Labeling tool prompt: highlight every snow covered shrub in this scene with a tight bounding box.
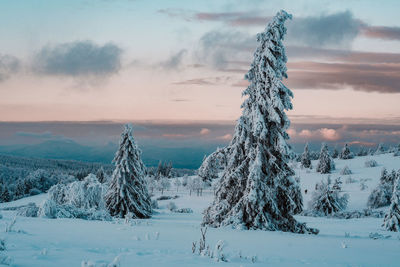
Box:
[364,159,378,168]
[383,176,400,231]
[340,166,352,175]
[16,203,39,217]
[174,208,193,213]
[213,240,227,262]
[316,143,335,174]
[39,174,110,220]
[202,11,317,235]
[339,143,354,159]
[105,124,152,219]
[167,202,177,211]
[367,168,397,209]
[38,199,57,219]
[360,181,368,191]
[48,174,106,210]
[308,177,349,215]
[300,143,312,169]
[374,143,385,155]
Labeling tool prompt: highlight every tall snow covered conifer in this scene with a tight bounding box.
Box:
[202,11,317,234]
[105,124,152,218]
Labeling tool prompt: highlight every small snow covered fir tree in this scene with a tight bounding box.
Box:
[339,143,353,159]
[309,176,348,215]
[300,143,312,169]
[332,145,339,159]
[383,176,400,231]
[316,143,335,174]
[375,143,385,155]
[368,168,397,208]
[104,124,152,218]
[202,11,317,234]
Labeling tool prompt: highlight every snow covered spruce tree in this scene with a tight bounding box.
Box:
[316,143,335,174]
[368,168,397,208]
[300,143,312,169]
[339,143,353,159]
[104,124,152,218]
[309,176,348,216]
[202,11,317,234]
[383,176,400,231]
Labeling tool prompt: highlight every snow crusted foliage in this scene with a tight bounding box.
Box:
[368,168,398,209]
[39,174,111,220]
[198,148,227,185]
[202,11,317,234]
[308,177,349,216]
[104,124,152,219]
[316,143,335,174]
[383,175,400,231]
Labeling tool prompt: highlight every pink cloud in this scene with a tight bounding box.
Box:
[200,128,211,135]
[217,134,232,141]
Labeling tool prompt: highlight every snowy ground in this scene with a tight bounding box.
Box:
[1,153,400,266]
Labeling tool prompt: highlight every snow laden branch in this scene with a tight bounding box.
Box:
[202,10,318,234]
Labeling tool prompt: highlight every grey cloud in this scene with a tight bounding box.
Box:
[287,11,361,48]
[195,31,254,68]
[0,54,20,82]
[33,41,122,77]
[161,49,187,70]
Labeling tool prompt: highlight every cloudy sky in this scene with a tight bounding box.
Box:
[0,0,400,162]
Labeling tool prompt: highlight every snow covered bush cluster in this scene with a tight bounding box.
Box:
[368,168,399,209]
[38,174,111,220]
[365,159,378,168]
[308,177,349,216]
